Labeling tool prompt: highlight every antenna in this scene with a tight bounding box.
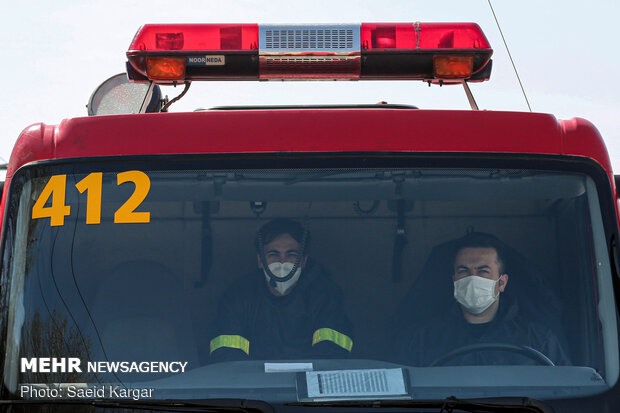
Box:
[488,0,533,112]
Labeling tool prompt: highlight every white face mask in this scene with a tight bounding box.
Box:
[263,262,302,295]
[453,275,500,315]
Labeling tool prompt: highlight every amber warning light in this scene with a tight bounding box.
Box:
[126,22,493,85]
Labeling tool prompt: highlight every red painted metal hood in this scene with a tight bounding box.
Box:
[6,109,610,178]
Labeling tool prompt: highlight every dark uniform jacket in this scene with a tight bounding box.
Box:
[399,295,571,366]
[209,260,353,362]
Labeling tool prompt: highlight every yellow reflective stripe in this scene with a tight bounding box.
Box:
[210,335,250,355]
[312,328,353,352]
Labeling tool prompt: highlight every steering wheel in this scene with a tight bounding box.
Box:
[429,342,555,366]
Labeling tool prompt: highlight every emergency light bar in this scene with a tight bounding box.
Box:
[126,23,492,85]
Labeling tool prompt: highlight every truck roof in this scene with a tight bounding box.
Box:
[8,108,609,178]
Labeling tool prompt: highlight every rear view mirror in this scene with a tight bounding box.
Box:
[87,73,162,116]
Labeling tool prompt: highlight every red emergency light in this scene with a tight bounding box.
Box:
[126,23,492,85]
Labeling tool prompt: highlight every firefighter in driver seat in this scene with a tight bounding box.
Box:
[398,233,571,366]
[208,218,353,362]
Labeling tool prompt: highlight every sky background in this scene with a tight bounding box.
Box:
[1,1,619,169]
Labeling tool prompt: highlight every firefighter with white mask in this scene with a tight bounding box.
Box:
[257,220,308,296]
[399,233,570,366]
[208,218,353,362]
[452,245,509,323]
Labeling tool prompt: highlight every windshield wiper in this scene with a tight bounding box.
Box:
[1,398,276,413]
[288,396,554,413]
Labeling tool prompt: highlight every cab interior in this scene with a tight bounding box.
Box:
[19,167,607,382]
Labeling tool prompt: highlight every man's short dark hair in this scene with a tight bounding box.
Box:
[454,232,506,274]
[255,218,311,254]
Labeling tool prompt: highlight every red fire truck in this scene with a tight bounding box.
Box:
[1,23,619,412]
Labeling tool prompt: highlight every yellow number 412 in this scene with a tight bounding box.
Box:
[32,171,151,227]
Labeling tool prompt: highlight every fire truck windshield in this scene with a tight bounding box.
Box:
[2,157,617,403]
